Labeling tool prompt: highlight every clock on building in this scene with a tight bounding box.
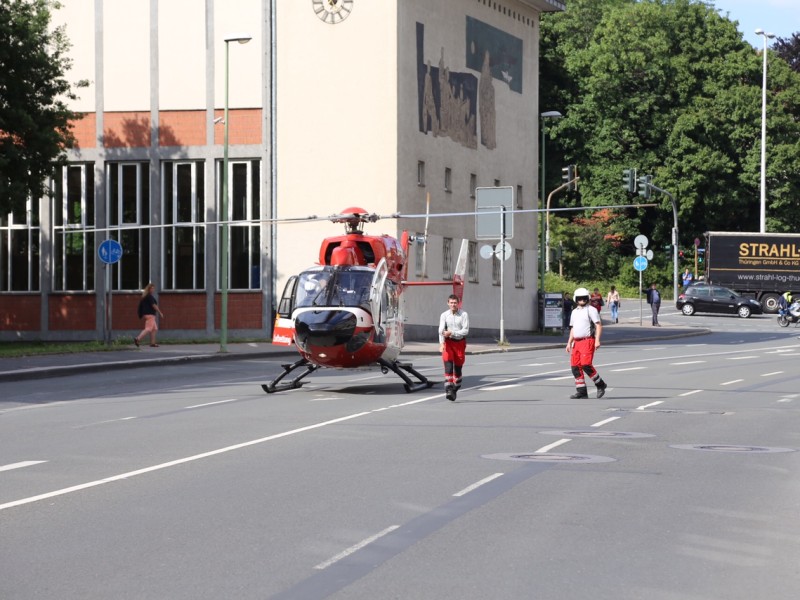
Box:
[312,0,354,24]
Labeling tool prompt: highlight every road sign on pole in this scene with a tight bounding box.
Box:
[98,239,123,264]
[475,187,514,240]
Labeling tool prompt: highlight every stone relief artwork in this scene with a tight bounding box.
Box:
[465,16,523,94]
[416,23,478,150]
[417,17,522,151]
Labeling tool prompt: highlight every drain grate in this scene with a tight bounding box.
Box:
[483,453,616,464]
[670,444,795,454]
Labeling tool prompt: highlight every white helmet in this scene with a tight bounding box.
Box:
[573,287,590,302]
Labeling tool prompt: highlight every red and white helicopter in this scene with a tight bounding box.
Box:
[263,206,467,394]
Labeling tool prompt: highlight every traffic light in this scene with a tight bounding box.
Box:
[562,164,577,192]
[622,168,637,194]
[698,248,705,264]
[663,244,671,257]
[637,174,652,199]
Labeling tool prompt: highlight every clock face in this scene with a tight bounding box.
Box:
[312,0,354,24]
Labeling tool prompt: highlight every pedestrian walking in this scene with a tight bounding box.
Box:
[439,294,469,401]
[566,287,607,399]
[562,291,574,333]
[646,282,661,326]
[134,282,165,347]
[589,287,603,313]
[606,285,621,323]
[682,268,694,289]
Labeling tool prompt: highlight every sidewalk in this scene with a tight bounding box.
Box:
[0,321,709,383]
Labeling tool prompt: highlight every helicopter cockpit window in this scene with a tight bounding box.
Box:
[295,268,372,310]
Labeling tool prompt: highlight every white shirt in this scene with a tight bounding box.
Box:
[569,305,600,339]
[439,309,469,343]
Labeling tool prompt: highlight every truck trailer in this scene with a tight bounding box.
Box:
[704,231,800,313]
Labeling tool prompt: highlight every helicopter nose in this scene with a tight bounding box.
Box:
[294,310,358,351]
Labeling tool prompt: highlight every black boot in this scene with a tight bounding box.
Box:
[596,380,607,399]
[445,384,456,401]
[570,388,589,399]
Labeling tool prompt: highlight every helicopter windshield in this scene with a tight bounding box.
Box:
[295,267,373,310]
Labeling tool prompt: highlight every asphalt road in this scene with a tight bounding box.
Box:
[2,309,799,599]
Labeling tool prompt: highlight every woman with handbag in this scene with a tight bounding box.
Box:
[606,285,621,323]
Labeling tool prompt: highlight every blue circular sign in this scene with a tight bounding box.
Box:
[98,239,123,265]
[633,256,648,272]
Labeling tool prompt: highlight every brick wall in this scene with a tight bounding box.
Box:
[159,110,205,147]
[103,112,151,148]
[215,292,263,329]
[214,108,262,145]
[70,113,96,149]
[159,293,207,330]
[0,295,42,331]
[49,295,96,330]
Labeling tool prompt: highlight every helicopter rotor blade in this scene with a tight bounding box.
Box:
[421,193,430,280]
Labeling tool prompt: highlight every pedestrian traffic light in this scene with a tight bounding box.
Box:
[637,174,652,199]
[562,164,577,192]
[622,168,637,194]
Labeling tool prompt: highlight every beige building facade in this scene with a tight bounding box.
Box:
[0,0,564,341]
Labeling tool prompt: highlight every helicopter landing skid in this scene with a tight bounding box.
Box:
[378,358,434,393]
[262,358,319,394]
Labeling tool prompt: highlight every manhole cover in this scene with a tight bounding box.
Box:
[539,430,654,439]
[670,444,795,454]
[483,453,616,464]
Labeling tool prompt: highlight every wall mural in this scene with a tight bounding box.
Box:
[416,18,523,151]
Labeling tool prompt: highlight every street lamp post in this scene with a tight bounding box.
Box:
[220,33,252,352]
[755,28,775,234]
[539,110,562,329]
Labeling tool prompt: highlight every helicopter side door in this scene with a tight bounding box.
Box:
[272,275,298,346]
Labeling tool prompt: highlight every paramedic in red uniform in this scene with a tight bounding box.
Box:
[439,294,469,401]
[566,287,608,399]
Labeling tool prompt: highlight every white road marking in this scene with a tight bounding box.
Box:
[637,401,664,410]
[185,399,238,409]
[671,361,706,365]
[611,367,646,372]
[679,390,703,397]
[591,417,620,427]
[535,438,571,453]
[77,416,137,428]
[522,362,556,367]
[720,379,744,386]
[546,376,572,381]
[727,356,757,360]
[453,473,504,497]
[761,371,784,377]
[0,411,373,512]
[481,384,521,391]
[314,525,400,570]
[777,398,795,404]
[309,397,344,402]
[0,461,47,473]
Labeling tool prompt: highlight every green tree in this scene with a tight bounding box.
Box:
[774,33,800,73]
[0,0,85,215]
[541,0,800,252]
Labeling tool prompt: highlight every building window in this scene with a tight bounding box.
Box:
[106,163,150,291]
[516,184,523,209]
[414,233,425,278]
[0,197,40,292]
[492,254,500,286]
[217,159,261,290]
[468,240,478,283]
[515,249,524,288]
[417,161,425,186]
[163,161,205,290]
[470,173,476,198]
[53,163,95,291]
[442,237,453,280]
[444,167,452,193]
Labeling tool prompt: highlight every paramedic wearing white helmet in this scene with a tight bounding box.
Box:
[566,287,608,399]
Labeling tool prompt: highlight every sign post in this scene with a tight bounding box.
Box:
[98,239,123,345]
[476,187,514,343]
[633,235,652,326]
